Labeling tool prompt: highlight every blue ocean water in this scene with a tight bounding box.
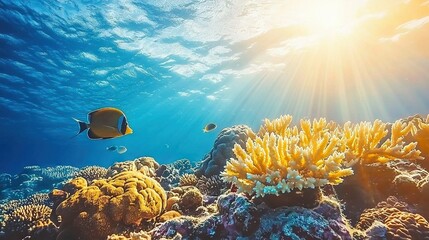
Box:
[1,0,429,174]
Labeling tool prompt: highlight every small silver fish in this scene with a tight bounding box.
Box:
[117,146,127,154]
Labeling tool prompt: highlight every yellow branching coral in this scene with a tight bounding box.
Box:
[405,114,429,160]
[222,115,353,197]
[222,115,424,197]
[340,119,422,166]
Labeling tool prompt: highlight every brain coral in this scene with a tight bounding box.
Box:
[56,171,166,240]
[357,206,429,239]
[196,125,251,177]
[222,115,423,198]
[106,157,160,178]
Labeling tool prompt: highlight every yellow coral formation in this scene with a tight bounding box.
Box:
[357,206,429,239]
[56,171,166,240]
[340,119,421,166]
[402,114,429,165]
[223,115,353,197]
[4,204,56,240]
[222,115,423,197]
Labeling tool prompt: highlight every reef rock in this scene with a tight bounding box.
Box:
[195,125,251,177]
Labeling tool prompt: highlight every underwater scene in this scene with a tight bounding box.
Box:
[1,0,429,239]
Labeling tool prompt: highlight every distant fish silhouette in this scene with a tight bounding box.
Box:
[106,146,117,151]
[203,123,217,132]
[106,145,127,154]
[73,107,133,139]
[117,146,127,154]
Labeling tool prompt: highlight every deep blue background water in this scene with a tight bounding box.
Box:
[1,0,429,174]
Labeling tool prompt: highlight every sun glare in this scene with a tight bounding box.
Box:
[295,0,359,36]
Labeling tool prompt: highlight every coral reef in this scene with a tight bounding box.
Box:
[196,175,227,196]
[179,173,198,187]
[401,114,429,169]
[223,116,354,198]
[62,177,88,194]
[151,193,352,239]
[157,159,194,190]
[2,204,57,240]
[40,166,79,183]
[356,202,429,239]
[106,157,160,178]
[75,166,108,183]
[0,173,11,189]
[25,193,52,207]
[158,210,182,222]
[335,159,429,223]
[195,125,251,177]
[178,188,204,214]
[0,165,80,202]
[56,171,166,240]
[222,115,422,203]
[1,114,428,240]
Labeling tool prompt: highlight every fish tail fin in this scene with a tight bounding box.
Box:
[73,118,89,134]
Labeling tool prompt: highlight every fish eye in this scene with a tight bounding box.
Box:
[120,117,128,134]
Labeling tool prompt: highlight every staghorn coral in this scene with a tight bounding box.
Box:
[3,204,57,240]
[195,125,251,177]
[340,119,422,166]
[400,114,429,170]
[40,166,79,182]
[179,173,198,187]
[25,193,52,207]
[223,115,354,197]
[75,166,108,183]
[56,171,166,240]
[222,115,423,198]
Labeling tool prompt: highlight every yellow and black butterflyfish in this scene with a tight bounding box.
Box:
[73,107,133,139]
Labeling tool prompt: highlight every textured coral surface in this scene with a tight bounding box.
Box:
[223,115,422,198]
[56,171,166,240]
